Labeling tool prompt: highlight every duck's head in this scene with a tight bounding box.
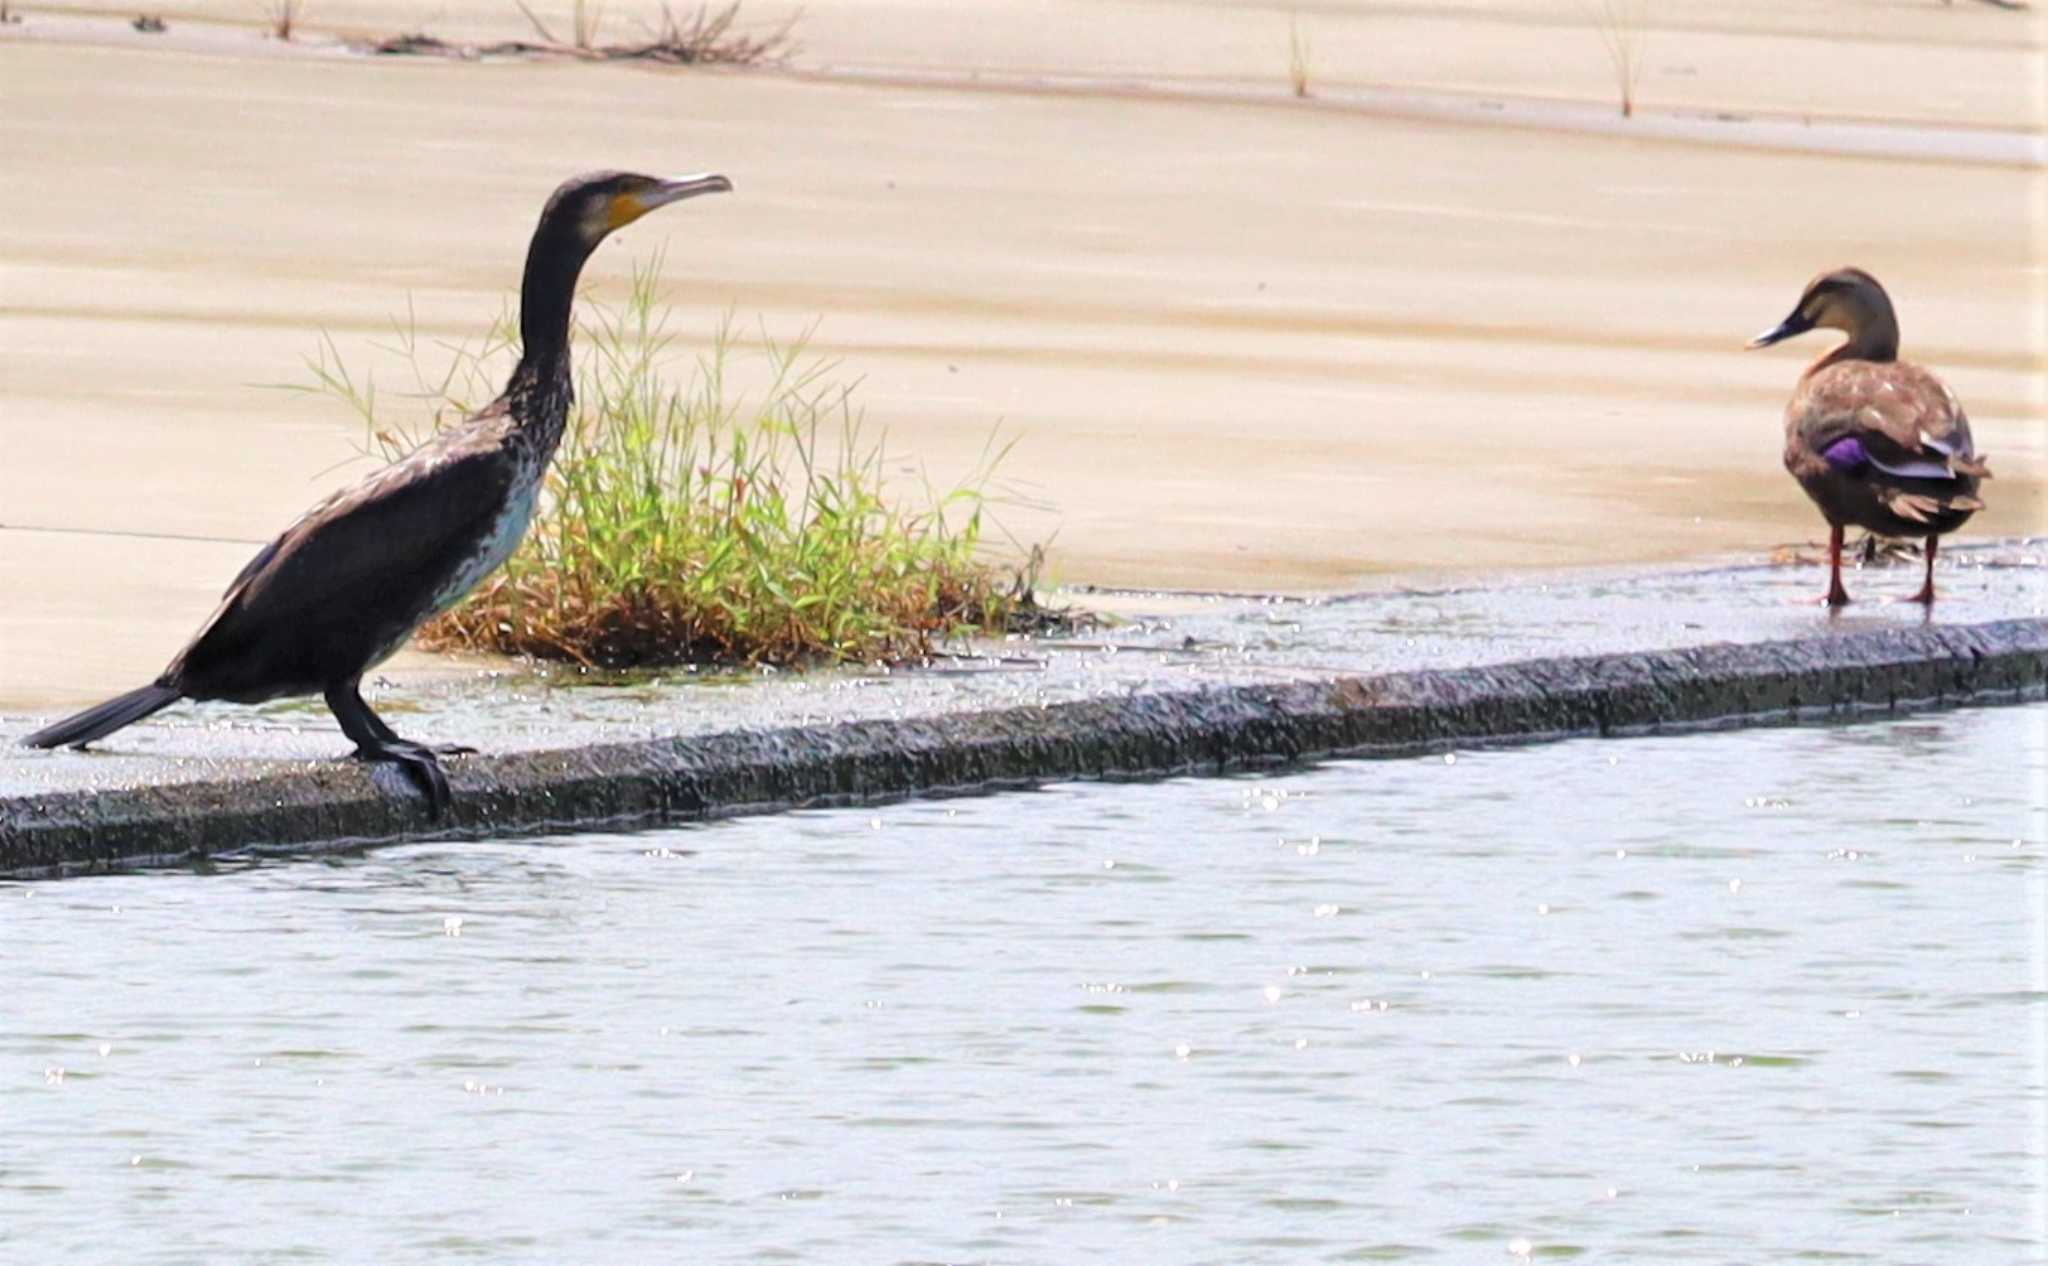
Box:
[1748,267,1895,351]
[542,170,735,249]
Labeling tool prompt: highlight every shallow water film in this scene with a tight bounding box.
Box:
[6,707,2045,1263]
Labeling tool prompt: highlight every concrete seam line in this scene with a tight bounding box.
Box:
[3,618,2044,876]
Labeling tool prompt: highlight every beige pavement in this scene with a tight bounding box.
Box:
[1,2,2043,710]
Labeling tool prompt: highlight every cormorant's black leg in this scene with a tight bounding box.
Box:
[354,701,476,757]
[324,681,452,816]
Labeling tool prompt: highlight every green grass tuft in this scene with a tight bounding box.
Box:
[300,259,1041,669]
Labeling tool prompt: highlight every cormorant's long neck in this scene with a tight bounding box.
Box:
[516,216,596,381]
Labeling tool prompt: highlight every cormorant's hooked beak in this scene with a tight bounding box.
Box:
[608,173,734,229]
[1747,309,1813,350]
[649,173,734,208]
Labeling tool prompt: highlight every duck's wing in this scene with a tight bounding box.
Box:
[1794,362,1989,524]
[1798,363,1988,475]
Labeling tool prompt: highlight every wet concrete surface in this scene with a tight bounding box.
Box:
[5,542,2042,795]
[2,543,2043,873]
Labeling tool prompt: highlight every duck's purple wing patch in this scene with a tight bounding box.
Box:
[1822,434,1957,481]
[1821,436,1869,471]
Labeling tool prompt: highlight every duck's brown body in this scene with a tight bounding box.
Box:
[1782,356,1985,540]
[1751,268,1990,605]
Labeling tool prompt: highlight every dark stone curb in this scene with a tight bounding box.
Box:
[5,618,2044,877]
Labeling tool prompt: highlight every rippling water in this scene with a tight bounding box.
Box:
[5,707,2045,1263]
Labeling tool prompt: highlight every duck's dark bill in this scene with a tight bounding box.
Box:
[1747,310,1813,349]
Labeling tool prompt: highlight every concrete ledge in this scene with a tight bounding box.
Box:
[5,618,2044,876]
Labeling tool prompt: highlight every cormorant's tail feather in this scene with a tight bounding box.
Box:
[22,684,182,750]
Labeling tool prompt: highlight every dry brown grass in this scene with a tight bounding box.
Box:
[264,0,301,40]
[633,0,796,64]
[1590,0,1647,118]
[507,0,794,63]
[1286,14,1312,98]
[514,0,603,50]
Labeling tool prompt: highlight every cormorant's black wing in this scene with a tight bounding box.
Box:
[169,428,518,695]
[221,537,282,598]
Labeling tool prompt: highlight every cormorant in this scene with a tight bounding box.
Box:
[1748,267,1989,607]
[23,170,733,813]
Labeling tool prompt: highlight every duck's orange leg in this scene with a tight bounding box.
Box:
[1906,535,1937,605]
[1825,524,1850,607]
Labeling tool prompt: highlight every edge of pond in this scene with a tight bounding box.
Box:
[5,617,2044,877]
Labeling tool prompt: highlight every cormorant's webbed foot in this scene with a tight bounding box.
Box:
[351,740,453,817]
[326,681,459,817]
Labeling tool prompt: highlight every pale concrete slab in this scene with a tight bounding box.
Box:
[1,18,2042,712]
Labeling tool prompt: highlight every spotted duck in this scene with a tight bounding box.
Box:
[1748,267,1989,606]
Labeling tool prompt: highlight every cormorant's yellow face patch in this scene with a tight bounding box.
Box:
[606,191,650,230]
